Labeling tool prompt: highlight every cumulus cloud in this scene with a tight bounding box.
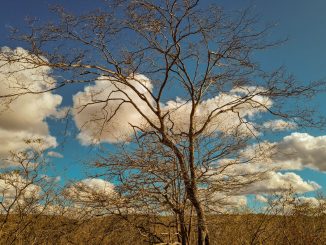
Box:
[0,172,41,212]
[0,131,57,166]
[294,196,326,207]
[0,47,62,164]
[234,141,300,172]
[207,159,319,198]
[235,133,326,172]
[0,172,41,199]
[204,132,325,202]
[64,178,116,203]
[275,133,326,172]
[205,142,282,186]
[0,172,64,215]
[239,172,320,195]
[160,89,271,137]
[73,73,273,145]
[73,74,154,145]
[216,132,326,175]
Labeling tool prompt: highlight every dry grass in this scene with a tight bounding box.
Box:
[0,213,325,245]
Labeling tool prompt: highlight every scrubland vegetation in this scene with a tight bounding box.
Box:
[1,211,325,244]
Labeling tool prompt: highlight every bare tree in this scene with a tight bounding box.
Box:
[0,1,325,244]
[91,136,192,244]
[90,132,272,244]
[0,139,61,244]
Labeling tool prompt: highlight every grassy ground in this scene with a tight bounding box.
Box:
[0,214,325,244]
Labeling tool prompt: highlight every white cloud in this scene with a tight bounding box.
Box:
[205,133,325,200]
[236,141,302,171]
[260,195,326,214]
[275,133,326,171]
[0,47,62,164]
[0,172,41,199]
[211,193,247,207]
[0,131,57,166]
[294,196,326,207]
[239,172,320,195]
[217,132,326,174]
[0,172,64,215]
[73,74,154,145]
[207,158,320,197]
[64,178,116,203]
[206,142,280,182]
[73,74,273,145]
[0,172,41,212]
[262,119,297,131]
[160,92,267,137]
[155,86,272,139]
[47,151,63,158]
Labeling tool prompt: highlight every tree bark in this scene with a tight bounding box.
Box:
[195,204,210,245]
[188,190,210,245]
[178,212,188,245]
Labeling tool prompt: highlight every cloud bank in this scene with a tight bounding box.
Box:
[72,74,325,206]
[73,74,273,144]
[0,47,62,164]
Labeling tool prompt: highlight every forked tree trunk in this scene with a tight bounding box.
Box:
[162,138,210,244]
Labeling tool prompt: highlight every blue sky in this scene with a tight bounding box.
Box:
[0,0,325,199]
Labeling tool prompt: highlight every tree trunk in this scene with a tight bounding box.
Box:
[185,187,210,245]
[161,137,210,244]
[179,212,188,245]
[194,201,210,245]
